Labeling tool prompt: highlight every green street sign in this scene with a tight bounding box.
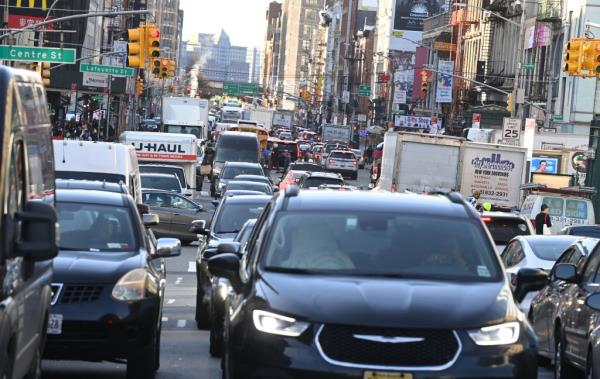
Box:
[521,63,535,70]
[80,63,134,77]
[0,45,76,63]
[91,95,104,102]
[359,85,371,97]
[223,82,259,96]
[552,114,563,121]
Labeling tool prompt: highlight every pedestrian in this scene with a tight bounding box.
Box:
[467,190,481,209]
[271,144,279,171]
[365,145,373,165]
[535,204,553,235]
[282,149,291,172]
[197,143,215,191]
[262,147,271,168]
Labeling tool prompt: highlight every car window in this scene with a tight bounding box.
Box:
[141,175,180,191]
[543,196,564,217]
[301,177,344,188]
[171,195,198,210]
[330,152,356,159]
[483,217,531,245]
[528,239,578,261]
[565,200,588,219]
[213,202,267,234]
[143,192,173,207]
[582,251,600,285]
[222,166,264,179]
[57,202,137,251]
[502,242,524,268]
[552,247,583,280]
[262,212,501,282]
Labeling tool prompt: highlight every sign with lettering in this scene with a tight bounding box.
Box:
[0,45,75,63]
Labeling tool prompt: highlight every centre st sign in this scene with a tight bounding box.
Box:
[0,45,76,63]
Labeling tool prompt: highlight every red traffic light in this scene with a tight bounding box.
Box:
[149,29,160,38]
[161,60,169,67]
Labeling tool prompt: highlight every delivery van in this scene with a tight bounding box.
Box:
[54,140,142,203]
[520,189,595,233]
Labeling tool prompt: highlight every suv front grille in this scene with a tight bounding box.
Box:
[61,285,103,304]
[316,325,460,370]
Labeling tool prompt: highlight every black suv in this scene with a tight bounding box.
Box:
[209,188,545,379]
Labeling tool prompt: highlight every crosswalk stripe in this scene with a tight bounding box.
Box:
[188,261,196,273]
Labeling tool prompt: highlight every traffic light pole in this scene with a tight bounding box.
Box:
[106,74,112,140]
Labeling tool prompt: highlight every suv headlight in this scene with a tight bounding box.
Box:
[468,322,520,346]
[112,269,158,302]
[252,310,310,337]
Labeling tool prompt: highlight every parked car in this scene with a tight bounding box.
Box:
[298,171,345,189]
[44,189,181,379]
[191,195,271,329]
[141,173,184,195]
[325,150,358,180]
[209,219,258,357]
[559,224,600,238]
[0,66,59,379]
[481,212,535,252]
[215,162,265,197]
[208,189,542,379]
[501,235,580,312]
[142,189,205,244]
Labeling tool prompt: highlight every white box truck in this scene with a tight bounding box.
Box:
[377,132,527,209]
[272,110,293,129]
[243,107,274,130]
[120,131,198,198]
[322,124,352,144]
[162,97,209,140]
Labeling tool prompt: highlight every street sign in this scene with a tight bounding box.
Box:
[552,114,563,121]
[80,63,134,77]
[502,117,521,143]
[0,45,76,63]
[433,42,456,52]
[223,82,259,95]
[472,113,481,129]
[358,85,371,97]
[342,90,350,104]
[521,63,535,70]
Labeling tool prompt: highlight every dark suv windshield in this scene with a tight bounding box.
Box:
[213,202,267,234]
[215,136,259,163]
[301,177,343,188]
[483,217,531,244]
[57,202,137,251]
[263,212,500,281]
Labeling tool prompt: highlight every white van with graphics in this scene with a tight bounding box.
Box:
[520,190,595,233]
[120,131,198,198]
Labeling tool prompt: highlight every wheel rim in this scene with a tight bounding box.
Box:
[555,341,562,379]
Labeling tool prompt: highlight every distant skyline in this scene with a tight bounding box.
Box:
[179,0,274,48]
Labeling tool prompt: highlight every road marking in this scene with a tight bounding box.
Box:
[167,299,175,305]
[175,277,183,285]
[177,320,187,328]
[188,262,196,273]
[162,317,168,322]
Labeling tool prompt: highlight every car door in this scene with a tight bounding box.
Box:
[143,192,174,237]
[168,194,203,239]
[565,248,600,365]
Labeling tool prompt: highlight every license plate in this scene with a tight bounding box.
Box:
[363,372,413,379]
[47,314,63,335]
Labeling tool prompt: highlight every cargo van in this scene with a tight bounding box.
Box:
[0,67,59,379]
[520,188,595,233]
[211,131,260,197]
[54,140,142,203]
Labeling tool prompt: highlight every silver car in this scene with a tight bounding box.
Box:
[324,150,358,180]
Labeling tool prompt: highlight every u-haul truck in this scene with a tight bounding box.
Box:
[120,131,198,197]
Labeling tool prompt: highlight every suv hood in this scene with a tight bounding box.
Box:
[53,251,143,284]
[259,273,515,329]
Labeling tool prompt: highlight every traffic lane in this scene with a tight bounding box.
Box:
[43,245,221,379]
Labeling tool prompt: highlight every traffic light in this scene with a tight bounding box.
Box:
[145,25,160,60]
[506,91,514,112]
[563,38,584,76]
[136,76,144,96]
[168,60,176,77]
[160,59,169,78]
[41,62,50,86]
[151,58,161,77]
[420,70,429,94]
[127,27,144,68]
[581,40,600,77]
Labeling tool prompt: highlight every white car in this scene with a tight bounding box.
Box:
[501,235,580,314]
[325,150,358,180]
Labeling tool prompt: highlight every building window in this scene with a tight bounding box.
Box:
[305,0,318,6]
[303,25,312,38]
[302,40,311,52]
[305,8,318,22]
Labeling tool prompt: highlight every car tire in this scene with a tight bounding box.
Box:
[23,342,42,379]
[209,325,222,358]
[126,337,157,379]
[555,336,578,379]
[155,325,161,371]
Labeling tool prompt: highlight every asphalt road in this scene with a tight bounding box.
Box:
[42,167,555,378]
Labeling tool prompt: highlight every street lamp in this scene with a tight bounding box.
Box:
[452,1,525,118]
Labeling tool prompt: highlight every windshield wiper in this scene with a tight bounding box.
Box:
[59,246,84,251]
[215,230,239,234]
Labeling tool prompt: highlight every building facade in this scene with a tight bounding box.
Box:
[247,47,262,84]
[261,1,283,94]
[192,30,250,83]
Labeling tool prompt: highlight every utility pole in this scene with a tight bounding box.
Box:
[342,0,353,121]
[512,3,526,119]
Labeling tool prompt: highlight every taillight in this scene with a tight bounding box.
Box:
[297,149,301,158]
[481,217,493,224]
[328,159,333,164]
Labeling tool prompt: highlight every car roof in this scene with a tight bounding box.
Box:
[56,179,128,194]
[56,189,128,206]
[518,235,581,244]
[141,173,178,178]
[222,195,272,204]
[283,191,474,218]
[224,161,262,168]
[565,225,600,230]
[224,190,266,197]
[305,171,342,179]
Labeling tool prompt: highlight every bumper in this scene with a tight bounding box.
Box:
[326,167,358,176]
[44,292,160,361]
[229,326,537,379]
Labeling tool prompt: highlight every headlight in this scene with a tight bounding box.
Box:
[112,269,158,302]
[468,322,520,346]
[252,310,310,337]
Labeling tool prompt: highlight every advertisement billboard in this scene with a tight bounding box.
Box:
[393,0,448,31]
[531,156,559,174]
[435,60,453,103]
[393,70,408,104]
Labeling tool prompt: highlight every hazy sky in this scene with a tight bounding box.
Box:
[179,0,275,48]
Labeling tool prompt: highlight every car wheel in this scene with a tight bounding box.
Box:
[209,325,223,357]
[127,336,157,379]
[23,342,42,379]
[555,336,577,379]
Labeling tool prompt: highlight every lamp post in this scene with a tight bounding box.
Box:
[452,1,525,118]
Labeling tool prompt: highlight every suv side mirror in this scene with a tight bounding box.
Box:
[208,253,242,291]
[554,264,578,282]
[15,201,58,261]
[190,219,207,235]
[155,238,182,258]
[143,213,160,226]
[513,267,548,303]
[217,242,241,256]
[586,293,600,311]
